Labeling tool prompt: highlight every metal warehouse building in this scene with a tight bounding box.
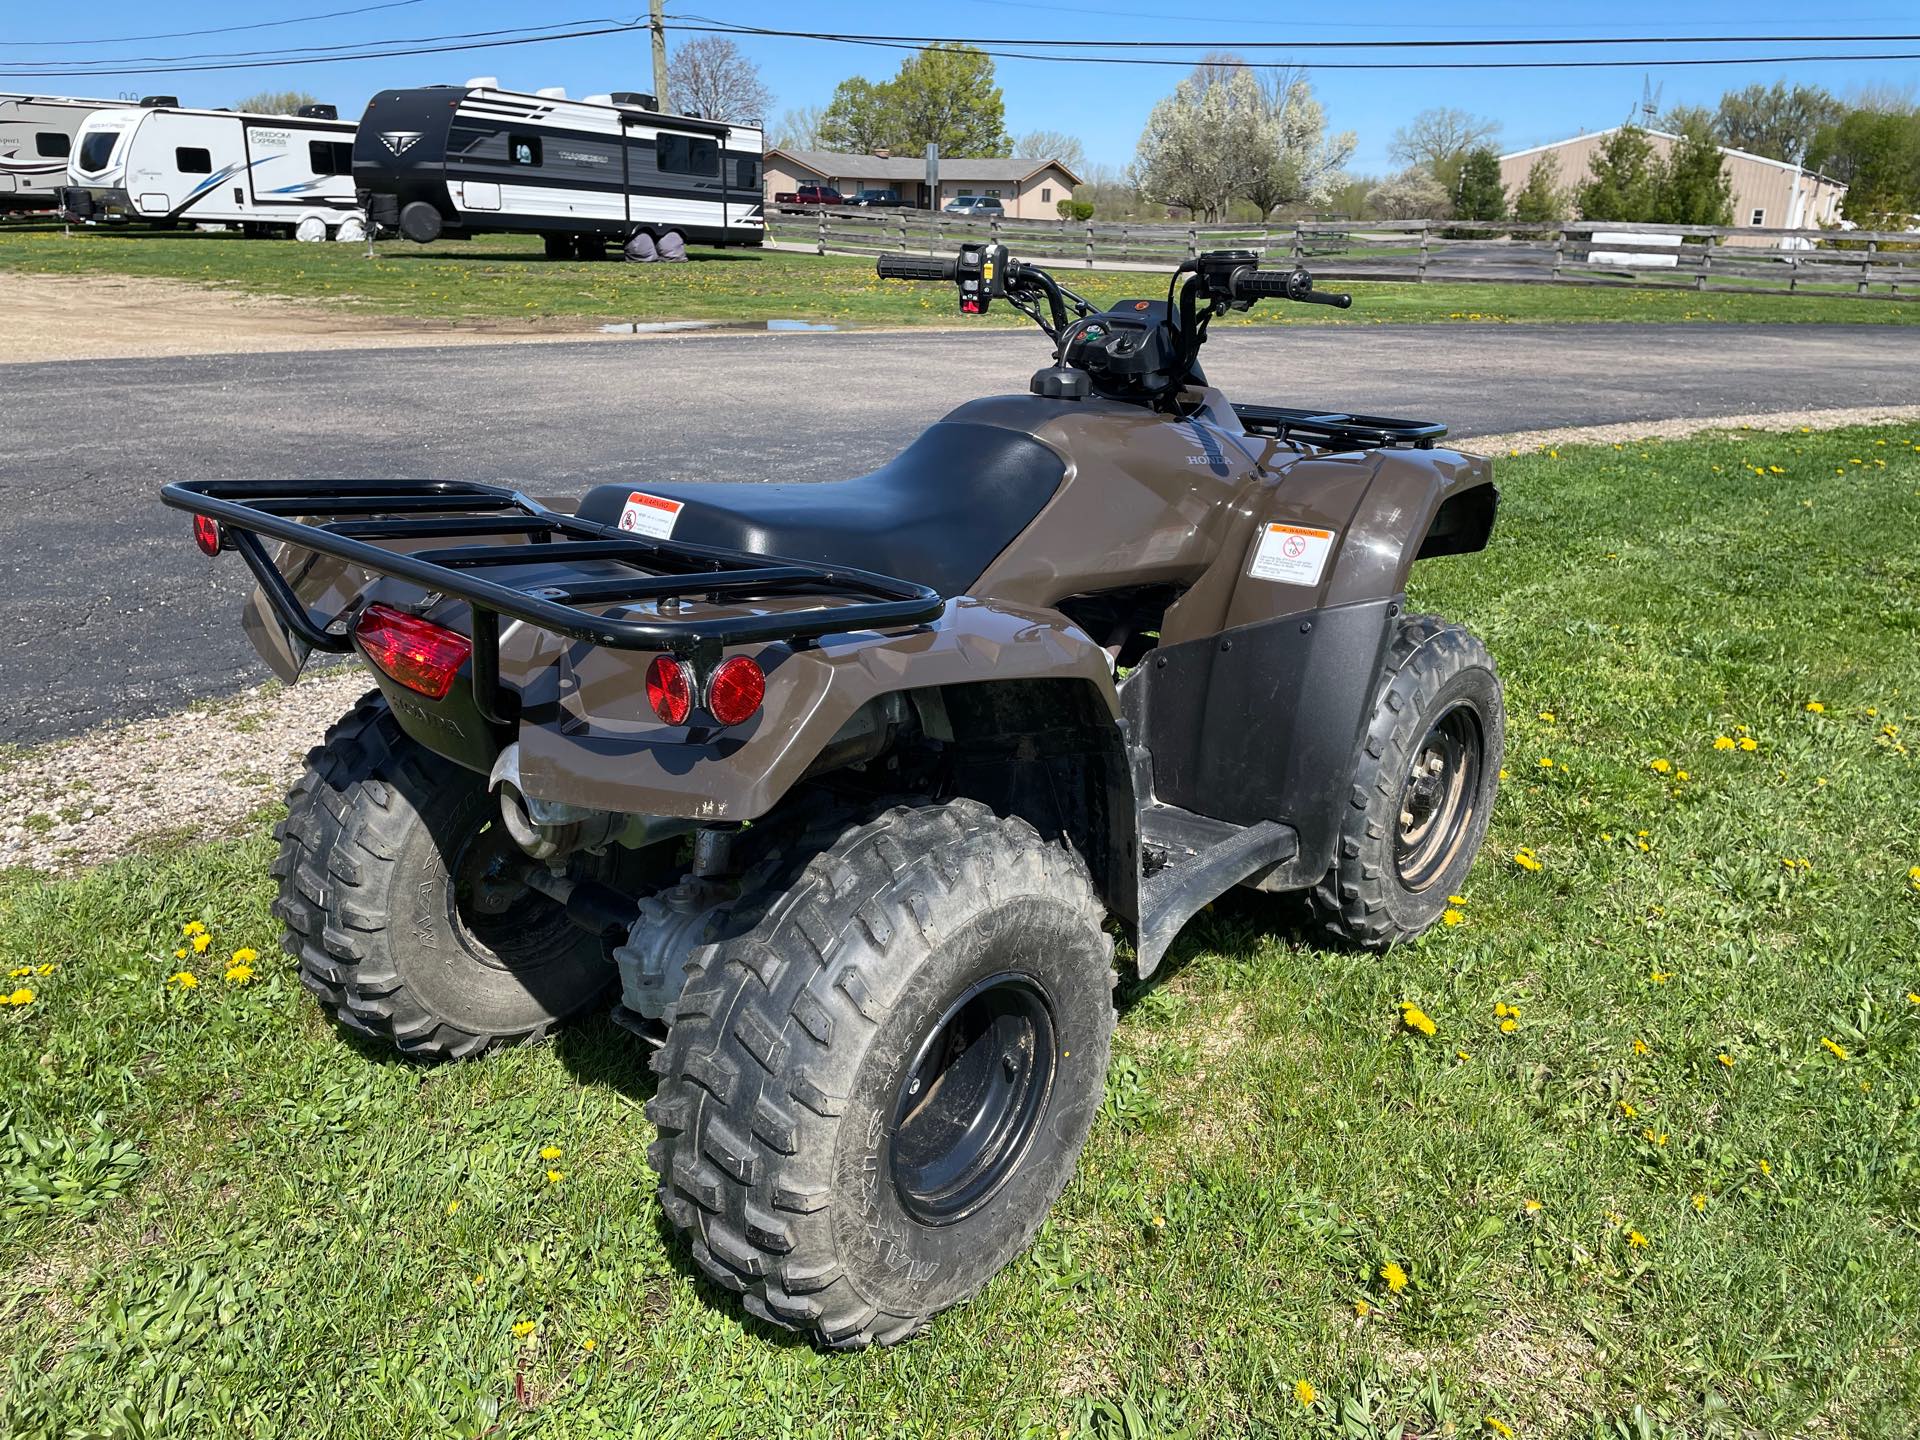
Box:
[1498,127,1847,245]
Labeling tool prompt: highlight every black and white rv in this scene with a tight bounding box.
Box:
[66,100,365,237]
[352,80,764,257]
[0,94,139,213]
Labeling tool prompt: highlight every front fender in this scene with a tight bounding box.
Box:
[508,598,1120,821]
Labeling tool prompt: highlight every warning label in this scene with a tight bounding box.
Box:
[1248,522,1336,586]
[618,491,683,539]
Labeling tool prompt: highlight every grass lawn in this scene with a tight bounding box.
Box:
[2,217,1916,328]
[4,425,1920,1438]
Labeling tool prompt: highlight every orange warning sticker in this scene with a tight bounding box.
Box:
[1248,522,1336,586]
[618,491,683,539]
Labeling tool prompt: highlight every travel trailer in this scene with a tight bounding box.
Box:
[66,100,365,237]
[0,94,139,213]
[352,80,764,256]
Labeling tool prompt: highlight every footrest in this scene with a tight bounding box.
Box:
[1137,820,1297,976]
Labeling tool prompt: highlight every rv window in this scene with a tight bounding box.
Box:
[734,156,760,189]
[36,132,71,159]
[509,135,542,167]
[176,147,213,174]
[309,140,354,176]
[78,131,118,171]
[658,134,718,176]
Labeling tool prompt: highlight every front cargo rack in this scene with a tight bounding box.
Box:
[161,479,945,722]
[1233,404,1447,451]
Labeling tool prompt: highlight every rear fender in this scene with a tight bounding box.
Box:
[508,598,1124,825]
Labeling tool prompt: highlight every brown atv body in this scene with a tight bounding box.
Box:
[164,246,1504,1348]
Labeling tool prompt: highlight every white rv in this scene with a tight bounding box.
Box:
[0,93,139,213]
[353,81,764,256]
[66,100,365,237]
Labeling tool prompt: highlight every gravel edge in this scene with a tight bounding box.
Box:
[5,405,1916,877]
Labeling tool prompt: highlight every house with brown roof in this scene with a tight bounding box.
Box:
[1498,128,1847,247]
[765,147,1082,219]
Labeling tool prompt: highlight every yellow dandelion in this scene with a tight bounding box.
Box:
[223,964,255,984]
[539,1145,564,1161]
[173,947,189,960]
[1619,1100,1638,1118]
[1537,711,1556,723]
[35,963,55,976]
[512,1320,536,1338]
[1909,865,1920,891]
[1494,1002,1510,1018]
[181,921,207,937]
[1626,1230,1649,1248]
[1739,737,1758,752]
[1713,736,1736,750]
[191,933,212,954]
[231,947,259,964]
[1649,758,1672,774]
[1448,894,1468,906]
[1523,1198,1542,1214]
[1513,847,1542,872]
[582,1337,597,1352]
[1379,1261,1408,1294]
[1820,1036,1849,1061]
[1150,1214,1166,1229]
[1398,1001,1437,1037]
[1758,1158,1773,1176]
[1633,1038,1648,1055]
[473,1273,487,1287]
[1456,1048,1472,1061]
[1294,1379,1317,1408]
[1500,1018,1517,1034]
[1692,1193,1708,1212]
[546,1169,565,1184]
[6,967,28,979]
[446,1198,460,1216]
[1805,701,1825,713]
[1649,970,1670,984]
[168,971,198,989]
[1717,1053,1734,1068]
[1354,1297,1371,1316]
[1486,1419,1516,1440]
[1538,757,1554,770]
[1643,1129,1668,1146]
[1442,907,1465,926]
[3,987,34,1006]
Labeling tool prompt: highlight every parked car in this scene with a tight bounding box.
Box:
[943,196,1004,217]
[773,183,846,210]
[848,188,908,208]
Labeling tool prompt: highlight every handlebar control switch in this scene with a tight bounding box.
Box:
[955,241,1008,315]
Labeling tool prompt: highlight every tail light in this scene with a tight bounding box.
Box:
[646,655,694,725]
[192,515,222,556]
[706,656,765,726]
[354,603,471,700]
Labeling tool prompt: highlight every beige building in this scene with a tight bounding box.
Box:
[765,148,1082,219]
[1498,128,1847,247]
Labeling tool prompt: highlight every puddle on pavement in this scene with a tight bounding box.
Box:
[596,318,849,335]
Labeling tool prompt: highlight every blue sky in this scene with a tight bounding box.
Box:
[5,1,1918,173]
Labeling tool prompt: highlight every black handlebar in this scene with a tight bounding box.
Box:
[1229,267,1353,308]
[876,253,958,282]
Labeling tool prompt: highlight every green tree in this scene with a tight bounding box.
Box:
[1388,106,1500,194]
[1713,81,1844,165]
[818,77,897,153]
[1576,126,1662,221]
[235,90,321,116]
[1810,108,1920,220]
[1511,152,1570,223]
[1452,147,1507,222]
[817,44,1008,157]
[1655,123,1733,225]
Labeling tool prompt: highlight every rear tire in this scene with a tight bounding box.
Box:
[543,233,574,260]
[1308,614,1504,949]
[645,798,1115,1347]
[272,694,619,1060]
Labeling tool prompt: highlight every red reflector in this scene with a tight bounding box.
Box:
[646,655,694,725]
[354,603,471,701]
[706,655,765,726]
[192,515,222,557]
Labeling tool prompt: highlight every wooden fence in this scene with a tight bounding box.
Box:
[768,211,1920,299]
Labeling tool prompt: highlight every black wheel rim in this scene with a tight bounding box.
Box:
[1394,701,1484,892]
[891,973,1056,1227]
[444,811,580,973]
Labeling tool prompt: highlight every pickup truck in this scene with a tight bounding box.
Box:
[773,184,847,210]
[848,189,909,208]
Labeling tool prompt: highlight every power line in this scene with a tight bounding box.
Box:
[2,0,428,47]
[0,22,648,80]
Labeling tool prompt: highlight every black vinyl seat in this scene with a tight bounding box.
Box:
[576,421,1065,598]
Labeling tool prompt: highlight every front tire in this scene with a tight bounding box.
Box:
[646,799,1115,1347]
[1308,614,1504,948]
[272,694,620,1060]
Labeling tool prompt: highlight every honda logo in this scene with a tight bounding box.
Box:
[380,132,422,157]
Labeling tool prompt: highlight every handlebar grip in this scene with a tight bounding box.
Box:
[876,253,958,282]
[1229,267,1353,309]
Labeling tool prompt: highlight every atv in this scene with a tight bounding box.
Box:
[164,244,1504,1348]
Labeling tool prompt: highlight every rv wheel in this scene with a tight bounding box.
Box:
[543,233,575,260]
[575,234,608,261]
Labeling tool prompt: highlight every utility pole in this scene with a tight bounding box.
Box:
[650,0,670,110]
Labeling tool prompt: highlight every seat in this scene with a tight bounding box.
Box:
[575,421,1065,598]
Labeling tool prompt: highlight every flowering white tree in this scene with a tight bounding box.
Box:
[1133,60,1353,220]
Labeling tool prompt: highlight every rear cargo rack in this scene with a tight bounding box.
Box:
[1232,404,1447,451]
[161,479,945,723]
